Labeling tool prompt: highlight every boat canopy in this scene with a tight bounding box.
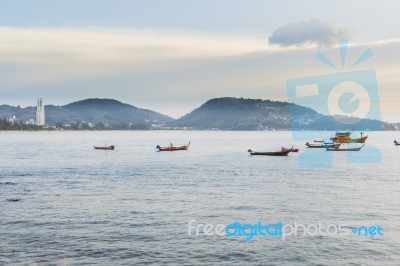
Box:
[336,131,351,135]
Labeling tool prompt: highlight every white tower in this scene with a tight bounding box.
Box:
[36,98,45,126]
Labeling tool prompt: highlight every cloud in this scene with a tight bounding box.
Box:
[0,27,268,63]
[268,18,355,47]
[0,26,276,85]
[0,26,333,87]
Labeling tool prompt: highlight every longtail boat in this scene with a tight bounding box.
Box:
[326,144,364,151]
[281,146,299,152]
[248,149,290,156]
[94,145,115,150]
[305,142,340,149]
[331,131,368,143]
[306,142,324,148]
[156,142,190,151]
[394,140,400,146]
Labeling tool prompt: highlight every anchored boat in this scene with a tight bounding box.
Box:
[156,142,190,151]
[331,131,368,143]
[248,149,290,156]
[326,144,364,151]
[94,145,115,150]
[305,141,340,149]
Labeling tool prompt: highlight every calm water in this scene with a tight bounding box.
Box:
[0,131,399,265]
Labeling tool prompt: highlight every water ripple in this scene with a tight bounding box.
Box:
[0,131,398,265]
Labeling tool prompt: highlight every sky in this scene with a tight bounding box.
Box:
[0,0,400,121]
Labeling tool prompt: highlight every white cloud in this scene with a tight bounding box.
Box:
[0,26,338,85]
[0,27,294,87]
[0,27,270,79]
[269,18,355,46]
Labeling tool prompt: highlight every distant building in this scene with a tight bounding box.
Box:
[6,115,17,124]
[36,98,45,126]
[26,119,35,125]
[1,115,18,124]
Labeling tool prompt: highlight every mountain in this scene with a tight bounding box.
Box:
[169,97,395,131]
[0,105,37,122]
[55,98,173,125]
[0,99,173,128]
[169,97,292,130]
[1,97,396,130]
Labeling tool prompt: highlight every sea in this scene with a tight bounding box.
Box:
[1,130,399,265]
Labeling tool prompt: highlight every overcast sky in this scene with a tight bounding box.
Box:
[1,0,399,121]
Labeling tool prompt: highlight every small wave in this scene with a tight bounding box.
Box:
[0,182,17,186]
[229,205,258,211]
[85,220,111,225]
[6,198,21,202]
[8,173,31,177]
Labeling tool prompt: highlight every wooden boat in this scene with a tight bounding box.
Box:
[314,139,324,143]
[326,144,364,151]
[394,140,400,146]
[281,146,299,152]
[156,142,190,151]
[305,142,340,148]
[94,145,115,150]
[323,142,341,148]
[248,149,290,156]
[306,142,324,148]
[331,131,368,143]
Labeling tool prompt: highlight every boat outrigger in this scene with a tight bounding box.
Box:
[156,142,190,151]
[248,149,290,156]
[331,131,368,143]
[326,144,364,151]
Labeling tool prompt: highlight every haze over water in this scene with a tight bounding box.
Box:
[1,131,399,265]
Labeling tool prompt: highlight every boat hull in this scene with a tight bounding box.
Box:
[157,146,189,151]
[305,142,340,148]
[156,142,190,151]
[306,144,324,148]
[332,136,368,143]
[326,145,364,151]
[281,147,299,152]
[94,145,114,150]
[248,149,290,156]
